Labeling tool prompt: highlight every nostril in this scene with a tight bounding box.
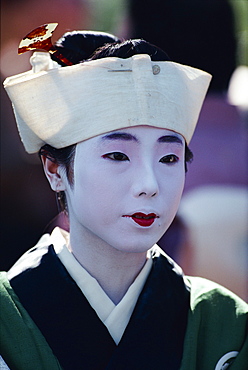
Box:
[138,191,157,197]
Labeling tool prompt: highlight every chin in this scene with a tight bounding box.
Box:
[111,235,162,254]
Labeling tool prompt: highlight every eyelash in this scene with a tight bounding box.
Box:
[102,152,179,164]
[102,152,129,161]
[159,155,179,164]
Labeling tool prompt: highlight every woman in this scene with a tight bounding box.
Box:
[1,26,247,370]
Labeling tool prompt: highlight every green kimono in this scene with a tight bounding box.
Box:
[0,245,247,370]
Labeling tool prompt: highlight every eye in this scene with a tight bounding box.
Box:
[159,154,179,164]
[102,152,130,161]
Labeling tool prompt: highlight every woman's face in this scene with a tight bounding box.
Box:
[63,126,185,253]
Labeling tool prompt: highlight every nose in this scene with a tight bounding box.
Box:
[132,163,159,198]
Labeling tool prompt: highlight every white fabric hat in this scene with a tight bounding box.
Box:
[4,52,211,153]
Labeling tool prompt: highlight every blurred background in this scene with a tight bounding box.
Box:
[1,0,247,299]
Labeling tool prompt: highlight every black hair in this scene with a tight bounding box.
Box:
[51,30,121,66]
[39,32,193,212]
[90,38,170,61]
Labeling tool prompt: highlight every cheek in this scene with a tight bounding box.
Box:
[171,170,185,201]
[73,168,123,223]
[173,170,185,196]
[171,178,185,216]
[159,168,185,209]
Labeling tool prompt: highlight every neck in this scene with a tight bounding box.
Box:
[68,225,148,304]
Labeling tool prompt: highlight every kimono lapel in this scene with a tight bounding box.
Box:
[10,245,190,370]
[106,251,190,370]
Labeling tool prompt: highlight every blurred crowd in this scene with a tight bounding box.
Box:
[1,0,247,299]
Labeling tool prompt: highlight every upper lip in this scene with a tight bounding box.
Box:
[123,212,159,219]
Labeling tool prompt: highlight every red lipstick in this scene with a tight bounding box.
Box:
[124,213,157,227]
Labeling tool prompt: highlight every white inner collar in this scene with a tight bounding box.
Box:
[51,227,155,344]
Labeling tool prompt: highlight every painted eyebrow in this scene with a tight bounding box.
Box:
[157,135,183,145]
[101,132,183,145]
[101,132,139,142]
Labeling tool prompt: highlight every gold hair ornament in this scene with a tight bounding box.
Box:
[18,23,73,66]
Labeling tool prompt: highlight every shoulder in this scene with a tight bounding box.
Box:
[7,228,69,281]
[185,276,247,340]
[0,272,62,369]
[185,275,247,315]
[180,276,248,370]
[7,233,55,280]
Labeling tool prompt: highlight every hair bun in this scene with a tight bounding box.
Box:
[52,30,121,66]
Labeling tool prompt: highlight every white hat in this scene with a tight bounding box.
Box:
[4,52,211,153]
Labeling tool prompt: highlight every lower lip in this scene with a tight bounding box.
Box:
[131,216,156,227]
[124,216,156,227]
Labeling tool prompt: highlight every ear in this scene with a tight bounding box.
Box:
[41,156,66,192]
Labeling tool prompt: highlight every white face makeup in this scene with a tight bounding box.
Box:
[62,126,186,254]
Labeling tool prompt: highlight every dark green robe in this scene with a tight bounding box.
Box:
[0,244,247,369]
